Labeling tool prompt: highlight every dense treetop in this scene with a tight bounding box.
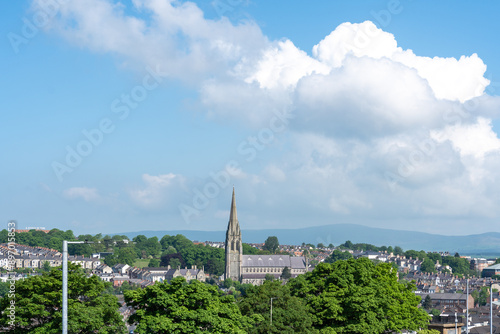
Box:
[0,264,126,333]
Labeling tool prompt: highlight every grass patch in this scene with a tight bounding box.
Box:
[134,259,150,268]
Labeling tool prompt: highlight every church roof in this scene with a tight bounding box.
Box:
[242,255,290,267]
[290,256,307,269]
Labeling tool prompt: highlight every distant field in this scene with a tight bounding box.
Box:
[134,259,150,268]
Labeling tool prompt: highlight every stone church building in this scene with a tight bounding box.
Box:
[225,189,308,285]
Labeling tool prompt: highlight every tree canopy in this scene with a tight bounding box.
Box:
[324,249,353,263]
[125,277,260,333]
[0,264,126,333]
[238,280,315,333]
[263,236,279,254]
[288,258,430,333]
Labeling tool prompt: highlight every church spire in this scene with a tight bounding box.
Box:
[229,187,237,224]
[225,187,242,281]
[227,187,240,235]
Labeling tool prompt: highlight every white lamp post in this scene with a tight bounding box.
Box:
[63,240,92,334]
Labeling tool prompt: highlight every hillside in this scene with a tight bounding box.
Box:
[117,223,500,256]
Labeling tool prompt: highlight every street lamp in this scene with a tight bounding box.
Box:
[63,240,92,334]
[491,280,493,334]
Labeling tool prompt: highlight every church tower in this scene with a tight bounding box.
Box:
[225,188,242,281]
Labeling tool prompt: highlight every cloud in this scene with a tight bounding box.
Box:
[312,21,489,102]
[63,187,100,201]
[245,39,330,89]
[33,0,268,82]
[129,173,185,208]
[431,117,500,160]
[35,1,500,233]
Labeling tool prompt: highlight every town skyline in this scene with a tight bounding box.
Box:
[3,1,500,236]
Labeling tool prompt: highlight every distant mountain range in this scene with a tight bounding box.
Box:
[117,223,500,257]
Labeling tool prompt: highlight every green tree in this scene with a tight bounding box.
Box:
[243,244,263,255]
[420,258,436,273]
[238,280,315,333]
[341,240,354,249]
[162,246,177,255]
[263,236,279,254]
[160,234,193,252]
[0,264,126,333]
[430,309,441,317]
[405,250,427,260]
[394,246,404,255]
[472,286,490,306]
[169,258,181,269]
[0,282,9,297]
[116,247,137,266]
[441,256,474,276]
[324,249,353,263]
[42,261,51,272]
[125,277,260,333]
[281,266,291,280]
[143,237,161,257]
[133,234,148,244]
[148,258,160,267]
[426,252,442,263]
[423,295,433,310]
[265,274,275,282]
[223,278,234,289]
[288,258,430,333]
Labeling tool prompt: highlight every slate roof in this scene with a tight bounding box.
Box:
[426,293,468,301]
[290,257,306,269]
[242,255,290,267]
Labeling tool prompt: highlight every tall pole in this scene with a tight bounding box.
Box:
[62,240,68,334]
[491,281,493,334]
[455,312,457,334]
[62,240,88,334]
[466,278,469,334]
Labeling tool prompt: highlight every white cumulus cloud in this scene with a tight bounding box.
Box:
[63,187,100,202]
[129,173,185,208]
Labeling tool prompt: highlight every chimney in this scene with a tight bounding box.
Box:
[167,265,171,270]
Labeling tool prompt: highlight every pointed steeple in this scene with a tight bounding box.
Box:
[229,187,237,224]
[225,187,242,281]
[227,187,240,236]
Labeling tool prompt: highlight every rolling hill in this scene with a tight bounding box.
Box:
[117,223,500,256]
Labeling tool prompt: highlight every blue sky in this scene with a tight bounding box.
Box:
[2,0,500,237]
